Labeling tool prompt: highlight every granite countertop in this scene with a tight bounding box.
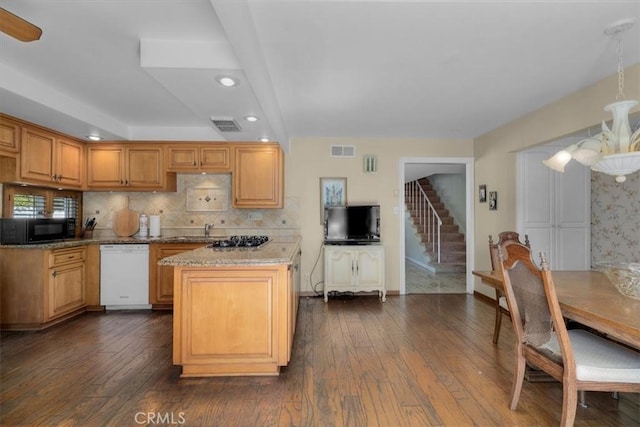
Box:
[158,236,302,267]
[0,234,231,249]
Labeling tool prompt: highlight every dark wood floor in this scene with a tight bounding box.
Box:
[1,294,638,426]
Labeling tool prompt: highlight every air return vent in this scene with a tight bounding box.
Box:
[211,117,241,132]
[330,145,356,158]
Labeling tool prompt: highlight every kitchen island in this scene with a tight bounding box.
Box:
[159,236,302,377]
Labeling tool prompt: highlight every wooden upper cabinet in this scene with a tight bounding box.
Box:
[167,144,231,172]
[54,137,84,187]
[127,146,165,188]
[87,144,169,190]
[86,145,125,187]
[20,126,84,188]
[232,144,284,209]
[0,117,20,154]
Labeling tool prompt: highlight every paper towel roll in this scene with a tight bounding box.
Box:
[149,215,161,237]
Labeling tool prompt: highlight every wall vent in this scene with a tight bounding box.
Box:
[330,145,356,158]
[211,117,241,132]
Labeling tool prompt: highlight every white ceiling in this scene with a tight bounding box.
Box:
[1,0,639,153]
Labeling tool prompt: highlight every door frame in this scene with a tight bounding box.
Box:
[398,157,475,295]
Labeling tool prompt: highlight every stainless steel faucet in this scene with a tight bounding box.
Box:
[204,223,213,237]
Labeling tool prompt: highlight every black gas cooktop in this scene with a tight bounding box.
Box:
[207,235,269,249]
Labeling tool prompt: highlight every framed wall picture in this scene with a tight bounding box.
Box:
[489,191,498,210]
[320,177,347,224]
[479,184,487,203]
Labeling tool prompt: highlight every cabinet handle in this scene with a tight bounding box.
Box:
[351,261,354,273]
[52,271,57,278]
[120,179,124,185]
[125,179,129,185]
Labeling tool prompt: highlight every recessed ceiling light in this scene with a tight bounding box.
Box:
[259,137,270,143]
[245,115,259,122]
[216,76,238,87]
[87,134,102,141]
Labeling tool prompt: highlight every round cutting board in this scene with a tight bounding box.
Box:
[112,198,140,237]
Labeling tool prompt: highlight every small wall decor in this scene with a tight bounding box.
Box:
[363,155,378,173]
[489,191,498,211]
[479,184,487,203]
[320,177,347,224]
[186,187,229,212]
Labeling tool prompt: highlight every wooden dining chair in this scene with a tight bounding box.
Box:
[497,242,640,426]
[488,231,530,344]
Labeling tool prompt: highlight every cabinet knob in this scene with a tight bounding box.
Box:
[51,271,57,278]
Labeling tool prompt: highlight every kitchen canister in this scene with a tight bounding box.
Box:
[139,213,149,237]
[149,214,161,237]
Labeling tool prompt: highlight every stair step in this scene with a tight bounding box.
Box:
[419,232,464,242]
[407,177,467,274]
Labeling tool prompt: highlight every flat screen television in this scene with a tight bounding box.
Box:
[324,205,380,244]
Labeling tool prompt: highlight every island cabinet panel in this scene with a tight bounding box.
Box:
[173,264,292,377]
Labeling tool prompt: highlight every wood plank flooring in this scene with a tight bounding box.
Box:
[1,294,638,426]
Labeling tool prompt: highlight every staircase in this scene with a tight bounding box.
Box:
[405,177,466,273]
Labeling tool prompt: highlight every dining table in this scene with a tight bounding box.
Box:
[472,270,640,350]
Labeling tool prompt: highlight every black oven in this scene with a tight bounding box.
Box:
[0,218,74,245]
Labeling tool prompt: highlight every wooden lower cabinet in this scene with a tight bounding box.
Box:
[0,245,92,330]
[172,263,297,376]
[149,242,205,309]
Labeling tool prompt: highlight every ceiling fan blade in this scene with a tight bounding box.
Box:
[0,7,42,42]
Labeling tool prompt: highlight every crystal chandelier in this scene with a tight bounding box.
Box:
[543,18,640,183]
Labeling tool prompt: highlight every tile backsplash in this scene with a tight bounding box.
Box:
[83,174,300,238]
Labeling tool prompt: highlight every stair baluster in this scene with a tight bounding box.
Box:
[406,180,442,263]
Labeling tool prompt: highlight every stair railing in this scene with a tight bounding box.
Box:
[405,180,442,263]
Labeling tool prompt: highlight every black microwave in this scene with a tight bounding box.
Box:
[0,218,75,245]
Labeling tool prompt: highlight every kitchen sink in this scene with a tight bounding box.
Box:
[169,235,227,241]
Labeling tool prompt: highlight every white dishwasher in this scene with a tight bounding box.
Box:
[100,244,150,310]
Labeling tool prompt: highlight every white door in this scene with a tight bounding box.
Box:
[517,143,591,270]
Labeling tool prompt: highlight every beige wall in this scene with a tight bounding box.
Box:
[286,137,473,294]
[473,64,640,297]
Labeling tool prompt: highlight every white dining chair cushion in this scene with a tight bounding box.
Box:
[539,329,640,383]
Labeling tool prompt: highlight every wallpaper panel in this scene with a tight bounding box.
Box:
[591,170,640,264]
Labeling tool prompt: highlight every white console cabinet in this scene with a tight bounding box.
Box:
[324,245,386,302]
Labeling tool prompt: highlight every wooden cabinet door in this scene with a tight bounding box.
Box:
[149,243,204,306]
[168,146,199,171]
[127,146,164,188]
[47,262,86,320]
[200,146,231,171]
[232,144,283,208]
[20,127,55,183]
[55,137,84,188]
[0,118,20,153]
[87,145,125,187]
